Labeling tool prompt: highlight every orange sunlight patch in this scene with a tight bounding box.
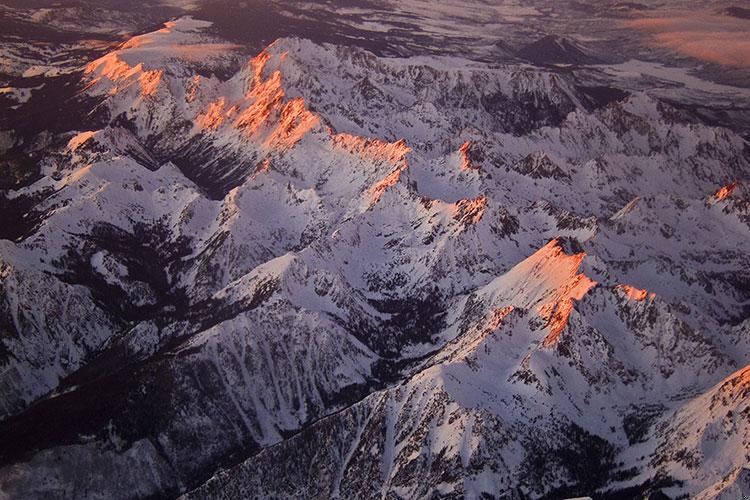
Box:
[264,97,319,149]
[369,167,405,205]
[458,141,480,171]
[139,69,163,98]
[617,284,652,302]
[535,243,597,348]
[196,97,229,130]
[540,299,576,348]
[332,134,411,164]
[85,53,133,80]
[713,182,738,201]
[230,49,319,149]
[453,196,487,225]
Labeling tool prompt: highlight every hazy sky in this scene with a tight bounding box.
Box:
[625,9,750,68]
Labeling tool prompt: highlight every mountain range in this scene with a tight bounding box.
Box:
[1,6,749,500]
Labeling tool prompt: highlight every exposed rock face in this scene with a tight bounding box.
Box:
[1,15,749,500]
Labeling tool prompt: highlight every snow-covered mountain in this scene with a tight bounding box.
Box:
[1,12,749,500]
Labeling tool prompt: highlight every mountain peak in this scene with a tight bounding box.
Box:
[480,238,597,316]
[84,17,237,97]
[516,34,600,66]
[616,284,654,302]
